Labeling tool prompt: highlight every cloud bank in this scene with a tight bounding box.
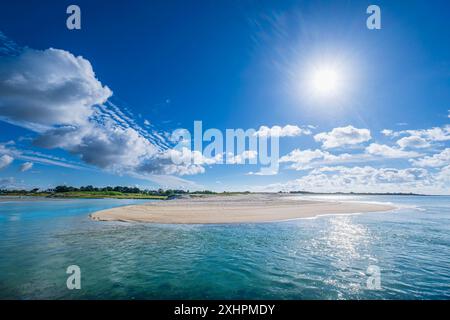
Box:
[259,165,447,194]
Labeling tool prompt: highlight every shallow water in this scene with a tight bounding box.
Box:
[0,196,449,299]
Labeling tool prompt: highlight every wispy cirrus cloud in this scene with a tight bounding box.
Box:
[0,141,88,170]
[19,162,33,172]
[0,31,21,56]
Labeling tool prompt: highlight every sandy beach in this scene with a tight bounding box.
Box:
[90,194,395,224]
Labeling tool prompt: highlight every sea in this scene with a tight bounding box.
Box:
[0,195,449,299]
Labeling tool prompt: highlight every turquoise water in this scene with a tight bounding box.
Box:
[0,196,449,300]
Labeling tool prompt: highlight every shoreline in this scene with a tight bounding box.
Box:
[90,194,396,224]
[0,195,164,202]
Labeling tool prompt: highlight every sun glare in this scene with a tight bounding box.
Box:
[294,54,353,104]
[310,66,341,98]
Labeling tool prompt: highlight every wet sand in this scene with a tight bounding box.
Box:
[90,194,395,224]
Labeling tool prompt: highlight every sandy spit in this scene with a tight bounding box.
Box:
[90,194,395,224]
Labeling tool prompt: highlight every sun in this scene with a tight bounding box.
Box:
[291,54,354,106]
[310,66,342,98]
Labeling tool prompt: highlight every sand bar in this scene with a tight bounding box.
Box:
[90,194,395,224]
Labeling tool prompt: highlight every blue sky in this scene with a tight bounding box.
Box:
[0,0,449,193]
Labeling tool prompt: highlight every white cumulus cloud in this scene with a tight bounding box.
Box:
[314,125,371,149]
[226,150,258,164]
[279,149,326,170]
[279,148,374,171]
[381,129,394,137]
[255,125,312,137]
[366,143,421,158]
[396,136,430,149]
[0,154,13,170]
[410,148,450,168]
[0,48,112,131]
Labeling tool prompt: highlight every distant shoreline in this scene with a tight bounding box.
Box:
[0,194,167,201]
[90,193,396,224]
[287,191,431,196]
[0,191,442,202]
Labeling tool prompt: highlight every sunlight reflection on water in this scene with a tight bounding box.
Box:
[0,196,449,299]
